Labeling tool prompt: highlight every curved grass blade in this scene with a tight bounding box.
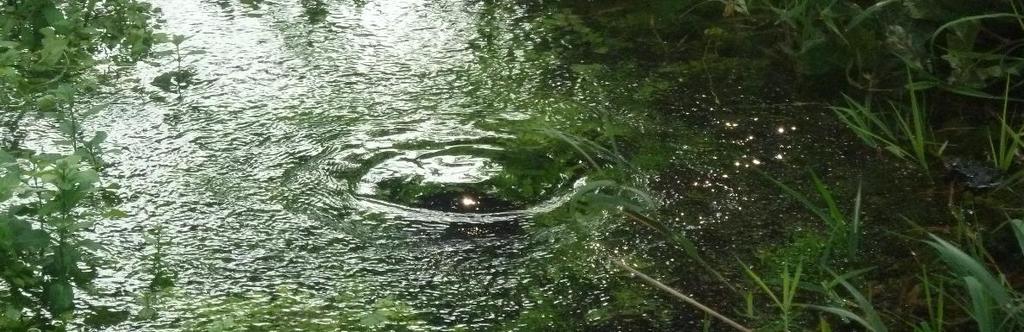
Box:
[805,270,888,332]
[964,276,996,332]
[1011,219,1024,257]
[925,235,1011,307]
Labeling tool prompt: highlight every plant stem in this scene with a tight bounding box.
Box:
[612,259,753,332]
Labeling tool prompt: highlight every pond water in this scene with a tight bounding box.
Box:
[18,0,934,330]
[60,1,604,330]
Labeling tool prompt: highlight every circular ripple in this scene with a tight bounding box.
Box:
[353,143,580,215]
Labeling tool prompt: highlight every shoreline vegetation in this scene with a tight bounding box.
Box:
[540,0,1024,331]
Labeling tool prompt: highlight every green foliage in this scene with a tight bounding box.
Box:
[1,1,160,328]
[740,262,802,331]
[0,151,116,329]
[756,0,897,78]
[526,1,1024,331]
[767,172,862,261]
[1,0,162,135]
[988,76,1022,172]
[832,85,936,171]
[916,268,945,332]
[806,271,888,332]
[1012,219,1024,256]
[925,234,1024,331]
[189,289,428,332]
[753,0,1024,96]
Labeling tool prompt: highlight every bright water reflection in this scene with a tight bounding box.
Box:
[70,0,591,329]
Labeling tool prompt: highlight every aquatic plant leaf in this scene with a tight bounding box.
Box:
[0,167,21,202]
[3,304,21,321]
[172,35,189,46]
[136,306,158,321]
[152,33,170,44]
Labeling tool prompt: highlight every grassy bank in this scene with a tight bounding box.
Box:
[528,0,1024,330]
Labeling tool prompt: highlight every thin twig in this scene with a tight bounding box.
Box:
[623,210,740,294]
[612,259,753,332]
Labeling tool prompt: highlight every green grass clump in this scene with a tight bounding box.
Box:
[832,80,937,171]
[925,233,1024,332]
[988,76,1023,172]
[768,173,862,261]
[740,262,802,331]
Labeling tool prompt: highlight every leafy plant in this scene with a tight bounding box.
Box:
[0,2,161,328]
[1,0,162,136]
[0,151,114,328]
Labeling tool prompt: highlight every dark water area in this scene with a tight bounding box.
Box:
[15,0,954,330]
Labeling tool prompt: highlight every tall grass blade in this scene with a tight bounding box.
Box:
[739,261,800,330]
[850,181,862,258]
[919,267,945,332]
[831,95,901,152]
[806,272,888,332]
[904,72,931,170]
[836,274,887,332]
[765,174,831,224]
[1011,219,1024,257]
[846,0,897,30]
[542,128,602,171]
[964,276,995,332]
[804,305,880,332]
[767,172,861,258]
[925,235,1011,307]
[572,180,656,212]
[811,172,844,230]
[782,264,803,316]
[739,262,783,309]
[988,75,1018,171]
[929,13,1024,50]
[831,92,932,169]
